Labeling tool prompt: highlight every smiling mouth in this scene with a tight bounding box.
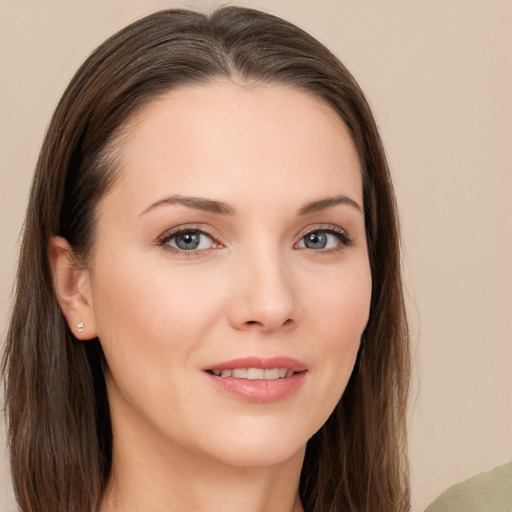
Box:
[204,358,308,402]
[206,368,298,380]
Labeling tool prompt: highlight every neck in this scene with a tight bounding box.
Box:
[101,441,305,512]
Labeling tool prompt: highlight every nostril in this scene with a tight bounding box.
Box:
[245,319,293,328]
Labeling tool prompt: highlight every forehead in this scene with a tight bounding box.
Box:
[106,81,362,209]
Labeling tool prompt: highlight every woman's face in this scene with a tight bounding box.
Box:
[84,82,372,468]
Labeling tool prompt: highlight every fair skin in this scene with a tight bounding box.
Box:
[51,82,372,512]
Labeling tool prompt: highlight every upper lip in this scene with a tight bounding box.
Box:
[204,356,308,372]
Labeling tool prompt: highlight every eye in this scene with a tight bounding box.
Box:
[296,228,351,251]
[161,229,216,252]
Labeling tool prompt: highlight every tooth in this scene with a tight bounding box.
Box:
[264,368,280,380]
[247,368,264,380]
[221,368,294,380]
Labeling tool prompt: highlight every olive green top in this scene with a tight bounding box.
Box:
[425,461,512,512]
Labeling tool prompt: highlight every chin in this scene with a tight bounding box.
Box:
[210,442,306,469]
[190,420,312,469]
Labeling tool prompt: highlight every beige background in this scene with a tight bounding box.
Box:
[1,1,510,510]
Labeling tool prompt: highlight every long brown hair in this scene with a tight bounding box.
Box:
[2,7,410,512]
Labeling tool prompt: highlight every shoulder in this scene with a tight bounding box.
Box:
[424,461,512,512]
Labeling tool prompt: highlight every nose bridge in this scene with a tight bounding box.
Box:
[228,241,297,332]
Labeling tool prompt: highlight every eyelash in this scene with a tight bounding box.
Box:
[157,224,353,257]
[297,225,353,253]
[158,226,220,257]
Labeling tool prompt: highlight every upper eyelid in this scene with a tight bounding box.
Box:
[158,227,222,257]
[295,225,354,250]
[295,223,349,239]
[158,224,220,244]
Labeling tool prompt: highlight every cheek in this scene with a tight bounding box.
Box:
[89,256,231,435]
[301,261,371,413]
[89,253,224,380]
[305,260,372,343]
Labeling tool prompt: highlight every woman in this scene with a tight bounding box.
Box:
[2,7,410,512]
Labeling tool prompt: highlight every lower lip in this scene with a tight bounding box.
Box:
[204,371,307,403]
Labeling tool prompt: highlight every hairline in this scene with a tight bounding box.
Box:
[84,77,365,262]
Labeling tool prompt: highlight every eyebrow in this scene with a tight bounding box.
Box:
[140,194,362,217]
[297,195,362,215]
[140,195,236,216]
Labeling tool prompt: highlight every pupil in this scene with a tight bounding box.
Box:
[176,232,200,250]
[305,232,327,249]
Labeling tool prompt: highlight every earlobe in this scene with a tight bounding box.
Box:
[49,236,97,340]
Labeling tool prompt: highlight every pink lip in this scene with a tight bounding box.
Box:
[203,356,308,403]
[204,356,308,372]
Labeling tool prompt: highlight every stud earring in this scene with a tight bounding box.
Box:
[76,321,84,333]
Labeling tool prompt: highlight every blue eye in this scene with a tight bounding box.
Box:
[164,230,214,251]
[297,229,350,250]
[303,232,329,249]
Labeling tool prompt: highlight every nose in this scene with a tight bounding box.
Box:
[227,251,297,333]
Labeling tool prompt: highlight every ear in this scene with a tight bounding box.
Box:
[49,236,97,340]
